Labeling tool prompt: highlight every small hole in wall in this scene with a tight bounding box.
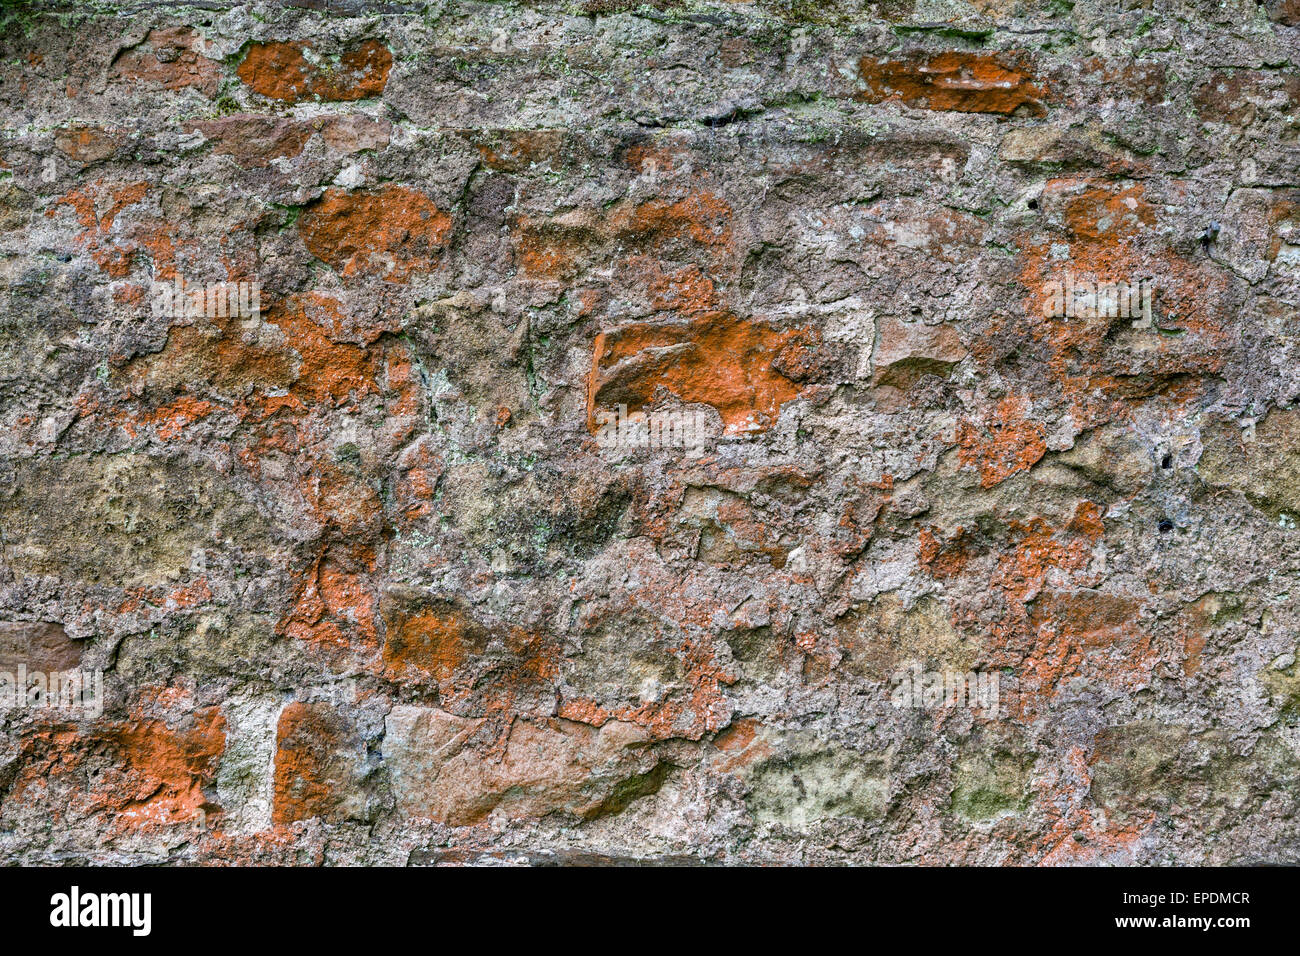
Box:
[1158,519,1174,533]
[1027,199,1038,210]
[1161,453,1172,469]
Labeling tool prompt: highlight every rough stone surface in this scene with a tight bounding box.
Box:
[0,0,1297,865]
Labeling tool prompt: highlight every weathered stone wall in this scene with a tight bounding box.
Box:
[0,0,1297,865]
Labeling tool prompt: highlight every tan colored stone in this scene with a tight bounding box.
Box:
[383,706,662,825]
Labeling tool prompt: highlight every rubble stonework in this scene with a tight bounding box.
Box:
[0,0,1298,865]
